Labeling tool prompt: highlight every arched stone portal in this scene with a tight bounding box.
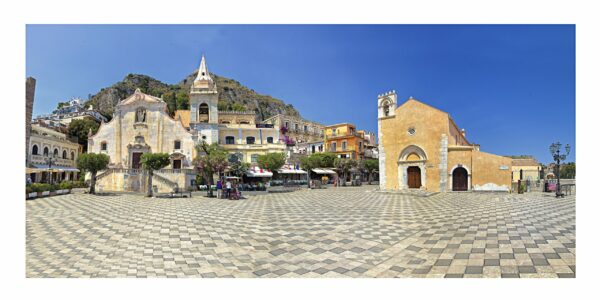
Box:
[398,145,427,190]
[452,167,468,191]
[449,165,471,191]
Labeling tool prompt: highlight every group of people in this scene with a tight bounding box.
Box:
[216,179,240,200]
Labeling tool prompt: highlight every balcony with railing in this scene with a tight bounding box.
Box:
[30,154,76,167]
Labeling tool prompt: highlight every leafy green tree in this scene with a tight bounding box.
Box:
[316,152,337,168]
[176,92,190,110]
[334,158,358,186]
[300,152,338,187]
[140,153,171,197]
[76,153,109,194]
[194,141,229,197]
[228,154,250,180]
[163,91,177,116]
[363,159,379,185]
[218,101,229,111]
[231,103,246,112]
[257,152,286,172]
[68,119,100,151]
[560,162,576,179]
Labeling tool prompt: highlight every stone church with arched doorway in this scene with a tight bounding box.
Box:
[377,90,512,192]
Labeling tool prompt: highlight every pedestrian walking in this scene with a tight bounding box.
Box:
[226,180,232,199]
[216,179,222,198]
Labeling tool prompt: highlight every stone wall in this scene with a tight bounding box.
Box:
[26,77,36,165]
[472,150,512,191]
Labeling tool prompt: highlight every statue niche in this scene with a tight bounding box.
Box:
[135,107,147,123]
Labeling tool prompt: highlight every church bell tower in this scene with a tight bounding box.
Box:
[189,54,219,144]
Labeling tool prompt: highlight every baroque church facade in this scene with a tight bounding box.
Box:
[88,54,286,193]
[377,91,512,192]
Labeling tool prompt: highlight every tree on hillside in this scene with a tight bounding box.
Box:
[257,152,286,173]
[76,153,109,194]
[163,91,177,116]
[176,92,190,110]
[363,159,379,185]
[68,119,100,152]
[194,141,229,197]
[141,153,171,197]
[334,158,358,186]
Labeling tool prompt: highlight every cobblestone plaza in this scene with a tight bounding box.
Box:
[26,187,575,278]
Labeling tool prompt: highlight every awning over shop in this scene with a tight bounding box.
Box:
[312,168,337,175]
[278,169,307,175]
[245,170,273,177]
[58,167,80,172]
[26,168,44,174]
[245,167,273,177]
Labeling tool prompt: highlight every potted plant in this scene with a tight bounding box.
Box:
[26,185,37,199]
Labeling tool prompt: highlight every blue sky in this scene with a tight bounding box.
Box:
[26,25,575,163]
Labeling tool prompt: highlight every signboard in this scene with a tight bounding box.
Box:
[499,165,509,170]
[256,124,274,128]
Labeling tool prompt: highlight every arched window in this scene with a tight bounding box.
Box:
[221,121,230,124]
[62,150,67,159]
[32,145,39,155]
[101,142,107,151]
[246,136,256,144]
[71,151,75,160]
[198,103,209,123]
[174,140,181,150]
[135,107,146,123]
[225,136,235,144]
[43,147,49,156]
[239,120,250,125]
[53,148,59,157]
[382,101,390,117]
[267,137,274,144]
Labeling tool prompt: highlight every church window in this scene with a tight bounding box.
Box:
[32,145,39,155]
[62,150,67,159]
[43,147,49,156]
[135,107,146,123]
[198,103,209,122]
[246,137,256,144]
[101,142,107,151]
[225,136,235,144]
[267,137,274,144]
[174,140,181,150]
[383,101,390,117]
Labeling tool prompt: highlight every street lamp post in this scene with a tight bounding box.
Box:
[549,142,570,198]
[45,154,57,185]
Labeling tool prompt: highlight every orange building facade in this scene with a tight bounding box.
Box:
[324,123,366,160]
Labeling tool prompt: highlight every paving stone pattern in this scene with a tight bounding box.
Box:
[26,187,575,278]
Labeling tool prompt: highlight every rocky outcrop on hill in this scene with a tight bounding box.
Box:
[85,71,300,121]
